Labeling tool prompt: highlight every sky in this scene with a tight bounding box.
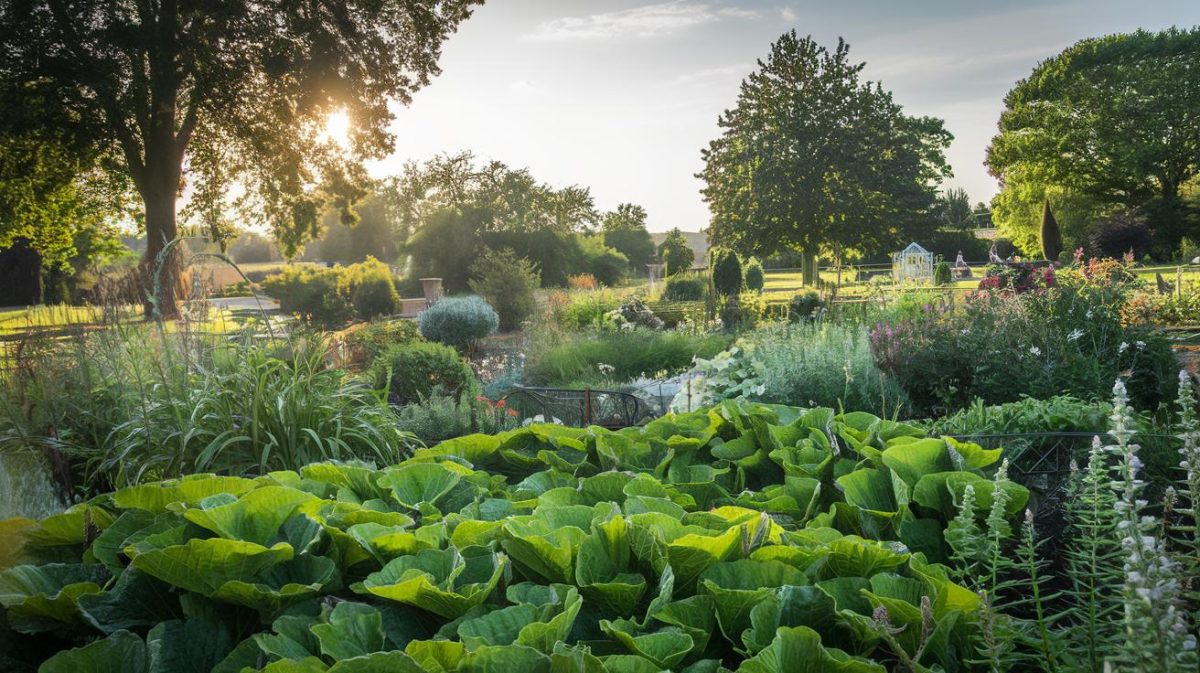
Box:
[368,0,1200,233]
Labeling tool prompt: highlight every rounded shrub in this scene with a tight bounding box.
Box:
[418,295,499,351]
[933,260,952,286]
[744,259,765,292]
[371,342,479,405]
[345,258,401,319]
[469,249,540,332]
[788,291,822,322]
[661,274,706,302]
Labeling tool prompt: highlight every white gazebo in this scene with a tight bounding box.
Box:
[892,242,933,284]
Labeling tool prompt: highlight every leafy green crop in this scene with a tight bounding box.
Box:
[0,400,1025,673]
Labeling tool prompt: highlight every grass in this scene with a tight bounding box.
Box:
[524,328,732,387]
[0,452,64,520]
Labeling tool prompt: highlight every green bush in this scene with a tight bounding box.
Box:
[395,392,518,443]
[524,329,731,386]
[418,295,499,351]
[787,291,822,321]
[341,319,423,364]
[659,227,694,276]
[554,290,623,329]
[261,265,351,325]
[933,260,952,286]
[709,247,743,297]
[661,274,706,302]
[578,235,629,287]
[371,341,479,406]
[744,258,764,292]
[469,249,540,332]
[343,257,401,319]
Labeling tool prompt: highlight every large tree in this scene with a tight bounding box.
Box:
[987,27,1200,251]
[699,32,951,267]
[0,0,480,315]
[602,203,655,271]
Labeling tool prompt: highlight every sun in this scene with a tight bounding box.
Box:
[321,109,351,148]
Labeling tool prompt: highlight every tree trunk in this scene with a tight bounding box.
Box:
[140,182,182,319]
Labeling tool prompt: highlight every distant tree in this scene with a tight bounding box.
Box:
[1040,201,1063,261]
[659,228,694,276]
[987,27,1200,252]
[469,248,540,332]
[309,190,404,265]
[699,32,951,267]
[405,207,486,292]
[972,202,994,229]
[0,0,480,315]
[602,203,655,271]
[933,188,974,230]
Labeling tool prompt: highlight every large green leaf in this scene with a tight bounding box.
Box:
[311,601,386,660]
[377,462,467,510]
[130,539,293,597]
[700,559,807,643]
[38,629,148,673]
[734,626,885,673]
[600,619,694,670]
[880,439,953,490]
[112,475,256,513]
[184,486,317,546]
[146,618,234,673]
[355,548,506,619]
[0,563,109,632]
[911,472,1029,519]
[78,569,182,634]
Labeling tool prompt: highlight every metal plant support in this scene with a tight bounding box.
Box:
[500,387,658,429]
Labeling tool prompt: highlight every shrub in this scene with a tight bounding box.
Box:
[1088,209,1153,259]
[578,235,629,287]
[552,290,623,329]
[607,294,664,330]
[709,247,743,297]
[371,341,479,406]
[744,258,764,292]
[567,273,598,290]
[342,257,400,319]
[661,274,706,302]
[339,319,422,364]
[788,291,822,321]
[933,260,952,286]
[483,229,580,287]
[524,329,730,386]
[469,249,540,332]
[418,295,499,351]
[603,226,655,270]
[673,324,907,417]
[261,265,351,325]
[1040,200,1063,261]
[395,392,520,444]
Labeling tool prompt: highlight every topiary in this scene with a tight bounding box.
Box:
[709,247,743,298]
[418,295,499,351]
[261,265,352,326]
[1040,200,1063,261]
[659,228,695,276]
[468,248,540,332]
[661,274,706,302]
[788,291,822,322]
[934,260,952,286]
[744,258,765,292]
[370,342,479,405]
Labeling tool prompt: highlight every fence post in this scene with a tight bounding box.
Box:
[583,387,592,426]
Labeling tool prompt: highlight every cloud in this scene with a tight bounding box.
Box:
[676,64,750,84]
[525,1,760,41]
[780,7,797,22]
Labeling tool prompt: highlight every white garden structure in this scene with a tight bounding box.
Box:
[892,242,934,284]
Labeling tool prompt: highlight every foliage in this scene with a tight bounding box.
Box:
[1120,284,1200,326]
[342,257,401,320]
[744,259,765,292]
[0,399,1015,673]
[932,187,975,231]
[578,236,629,287]
[0,329,417,491]
[607,295,665,331]
[659,228,694,276]
[986,29,1200,242]
[524,329,730,387]
[405,207,486,292]
[261,260,399,326]
[989,168,1110,257]
[933,261,952,286]
[870,276,1177,416]
[417,296,498,352]
[673,324,908,418]
[549,290,624,330]
[338,319,424,367]
[1087,210,1154,259]
[469,249,541,332]
[394,392,520,444]
[228,231,281,264]
[306,190,406,265]
[661,275,707,302]
[787,291,823,322]
[370,342,478,407]
[483,229,583,288]
[700,32,951,261]
[0,0,479,316]
[602,204,655,271]
[567,274,598,291]
[1040,201,1064,261]
[709,248,743,298]
[977,261,1056,294]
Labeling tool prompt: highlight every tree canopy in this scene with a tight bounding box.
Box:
[602,203,655,271]
[391,151,600,235]
[0,0,480,312]
[698,32,952,262]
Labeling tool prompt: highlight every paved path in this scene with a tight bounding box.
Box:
[203,296,280,312]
